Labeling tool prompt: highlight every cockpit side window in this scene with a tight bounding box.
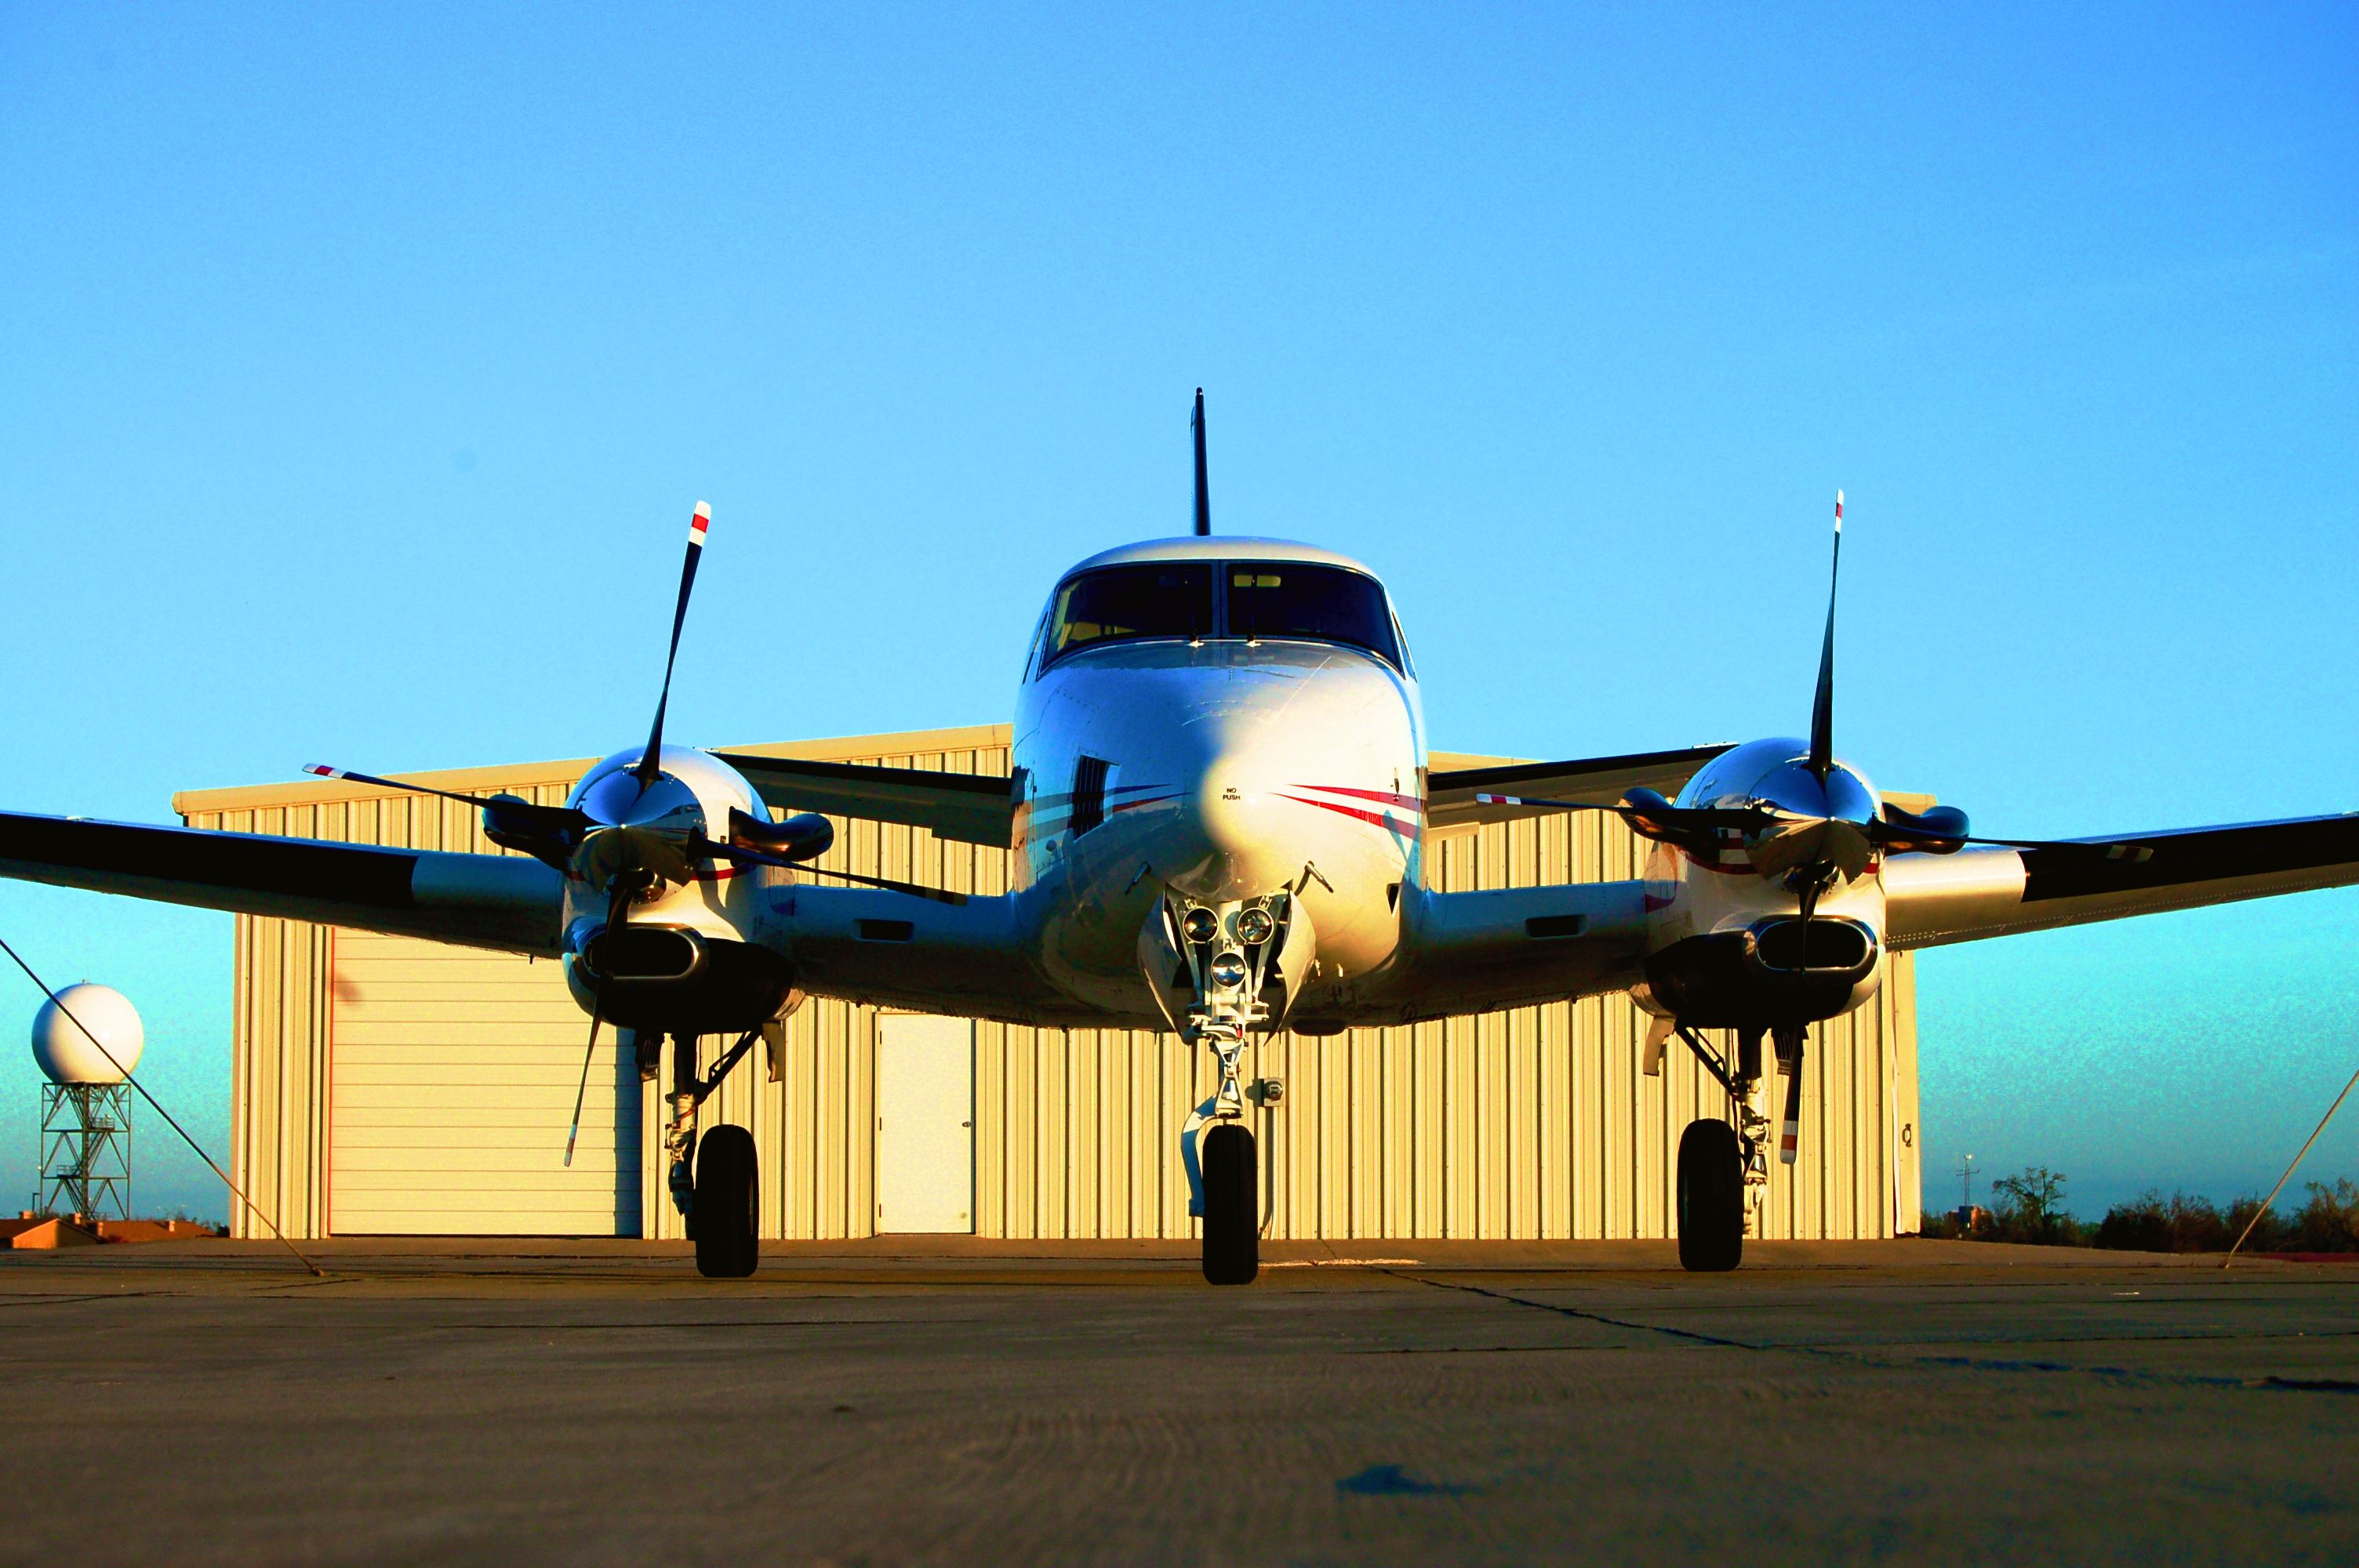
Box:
[1224,562,1402,668]
[1046,564,1216,665]
[1390,608,1416,678]
[1022,604,1053,681]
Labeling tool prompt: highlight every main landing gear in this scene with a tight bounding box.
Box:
[1676,1120,1743,1271]
[1667,1022,1808,1272]
[642,1027,769,1279]
[695,1124,759,1278]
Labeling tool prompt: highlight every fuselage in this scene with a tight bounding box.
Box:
[1008,537,1426,1022]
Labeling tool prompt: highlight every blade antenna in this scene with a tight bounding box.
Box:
[1807,490,1843,780]
[637,502,711,788]
[1191,390,1211,536]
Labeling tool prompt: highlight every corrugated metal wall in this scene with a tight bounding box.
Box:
[183,724,1921,1243]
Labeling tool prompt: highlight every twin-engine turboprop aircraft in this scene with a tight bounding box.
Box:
[6,397,2359,1281]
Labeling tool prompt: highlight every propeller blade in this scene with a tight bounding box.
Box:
[1807,490,1842,781]
[1471,790,1767,839]
[307,764,590,855]
[727,807,834,864]
[636,501,712,788]
[304,764,501,810]
[1870,818,2155,861]
[1191,389,1211,537]
[564,880,633,1167]
[562,1007,602,1167]
[693,835,969,905]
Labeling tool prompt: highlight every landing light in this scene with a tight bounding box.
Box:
[1234,907,1275,946]
[1183,908,1219,945]
[1209,952,1248,989]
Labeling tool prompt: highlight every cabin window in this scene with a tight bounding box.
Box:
[1223,562,1402,666]
[1046,564,1215,664]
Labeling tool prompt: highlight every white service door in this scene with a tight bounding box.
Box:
[875,1014,974,1233]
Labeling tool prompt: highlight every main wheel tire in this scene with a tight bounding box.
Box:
[1201,1122,1259,1286]
[1676,1118,1744,1272]
[693,1124,760,1279]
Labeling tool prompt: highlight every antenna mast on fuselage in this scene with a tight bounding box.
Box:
[1192,388,1211,536]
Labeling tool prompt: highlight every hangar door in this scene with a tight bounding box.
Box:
[329,931,640,1236]
[875,1014,975,1233]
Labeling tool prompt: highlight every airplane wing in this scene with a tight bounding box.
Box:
[1357,879,1654,1025]
[0,811,567,956]
[1883,811,2359,948]
[707,753,1016,847]
[772,882,1106,1028]
[1427,745,1732,829]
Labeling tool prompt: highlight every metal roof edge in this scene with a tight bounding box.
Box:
[172,722,1021,818]
[714,722,1014,764]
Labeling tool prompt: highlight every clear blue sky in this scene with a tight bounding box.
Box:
[3,4,2354,1221]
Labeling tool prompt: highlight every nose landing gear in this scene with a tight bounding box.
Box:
[1145,891,1298,1286]
[1200,1122,1259,1285]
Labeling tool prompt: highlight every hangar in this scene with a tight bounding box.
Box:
[176,724,1925,1244]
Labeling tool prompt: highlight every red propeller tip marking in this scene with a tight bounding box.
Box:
[304,765,342,779]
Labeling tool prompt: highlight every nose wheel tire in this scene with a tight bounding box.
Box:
[1676,1118,1744,1272]
[693,1123,760,1279]
[1201,1122,1259,1285]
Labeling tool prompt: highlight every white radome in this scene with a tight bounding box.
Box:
[31,983,144,1085]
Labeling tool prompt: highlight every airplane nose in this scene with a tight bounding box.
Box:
[1155,723,1317,902]
[1194,762,1259,859]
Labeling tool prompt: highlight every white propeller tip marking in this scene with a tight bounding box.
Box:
[689,501,711,543]
[304,764,343,779]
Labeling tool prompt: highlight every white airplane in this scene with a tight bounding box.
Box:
[5,394,2357,1282]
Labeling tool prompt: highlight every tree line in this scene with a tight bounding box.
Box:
[1921,1169,2359,1254]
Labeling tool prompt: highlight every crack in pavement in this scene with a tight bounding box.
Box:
[1390,1271,2359,1396]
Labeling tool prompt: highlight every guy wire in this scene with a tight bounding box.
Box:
[2,931,325,1277]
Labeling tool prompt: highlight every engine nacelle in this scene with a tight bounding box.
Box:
[1637,915,1881,1030]
[565,924,799,1036]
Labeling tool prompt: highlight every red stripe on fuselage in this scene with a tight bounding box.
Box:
[1275,790,1416,837]
[1290,783,1423,812]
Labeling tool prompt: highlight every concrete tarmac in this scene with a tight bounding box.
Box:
[2,1238,2354,1566]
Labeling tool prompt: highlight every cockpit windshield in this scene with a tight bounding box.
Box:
[1225,563,1401,666]
[1041,557,1405,671]
[1049,563,1216,658]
